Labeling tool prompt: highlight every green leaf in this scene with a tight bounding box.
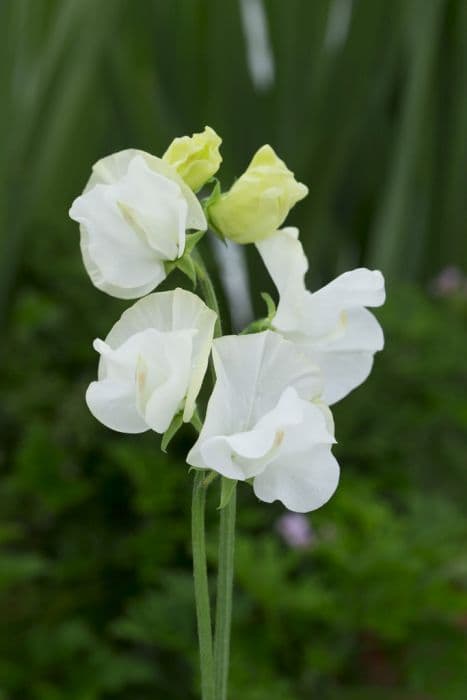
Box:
[218,477,237,510]
[161,411,184,453]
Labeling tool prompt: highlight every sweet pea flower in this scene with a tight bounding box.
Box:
[257,228,386,405]
[69,149,207,299]
[163,126,222,192]
[187,331,339,513]
[86,288,216,434]
[208,145,308,244]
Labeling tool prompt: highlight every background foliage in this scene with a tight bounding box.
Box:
[1,1,466,698]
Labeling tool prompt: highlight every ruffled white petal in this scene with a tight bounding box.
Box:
[187,331,332,468]
[296,307,384,404]
[136,330,194,433]
[303,268,385,336]
[86,379,148,434]
[115,156,188,260]
[187,333,339,513]
[71,183,167,298]
[253,443,340,513]
[312,267,386,310]
[257,228,385,403]
[87,148,207,231]
[194,387,307,480]
[210,330,322,428]
[70,149,207,299]
[102,288,216,422]
[256,227,308,332]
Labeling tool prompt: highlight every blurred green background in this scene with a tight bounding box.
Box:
[1,1,466,698]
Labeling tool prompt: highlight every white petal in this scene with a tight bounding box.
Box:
[71,184,166,299]
[303,268,385,335]
[102,289,216,421]
[80,232,164,299]
[297,307,384,404]
[256,227,306,295]
[304,348,375,405]
[212,331,322,426]
[87,149,207,231]
[326,307,384,352]
[137,330,194,433]
[313,268,386,309]
[196,387,306,480]
[86,379,148,434]
[94,330,159,381]
[187,332,323,474]
[256,227,308,332]
[254,444,340,512]
[116,156,187,260]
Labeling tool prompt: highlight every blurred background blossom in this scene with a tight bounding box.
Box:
[1,1,466,699]
[276,513,315,549]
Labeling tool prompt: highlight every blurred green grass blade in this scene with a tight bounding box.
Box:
[0,0,125,328]
[434,0,467,272]
[368,0,446,279]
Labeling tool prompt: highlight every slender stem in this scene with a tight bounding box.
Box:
[191,408,203,433]
[193,251,222,337]
[214,479,237,700]
[192,249,237,699]
[192,470,215,700]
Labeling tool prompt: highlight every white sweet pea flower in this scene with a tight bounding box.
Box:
[256,228,386,405]
[69,149,207,299]
[86,288,216,434]
[187,331,339,513]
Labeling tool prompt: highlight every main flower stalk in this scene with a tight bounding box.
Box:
[191,255,237,700]
[192,470,215,700]
[214,479,237,700]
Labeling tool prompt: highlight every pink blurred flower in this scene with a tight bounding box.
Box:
[276,512,314,549]
[431,266,466,297]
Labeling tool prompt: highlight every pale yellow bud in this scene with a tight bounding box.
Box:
[163,126,222,192]
[208,145,308,244]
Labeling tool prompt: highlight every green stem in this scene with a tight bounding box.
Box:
[214,479,237,700]
[192,470,215,700]
[193,251,222,338]
[191,408,203,433]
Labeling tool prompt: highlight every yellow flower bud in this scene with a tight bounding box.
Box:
[163,126,222,192]
[208,145,308,244]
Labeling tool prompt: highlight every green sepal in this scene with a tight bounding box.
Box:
[240,319,270,335]
[240,291,277,335]
[190,408,203,433]
[261,292,276,322]
[202,179,227,244]
[185,230,205,255]
[201,177,222,212]
[218,477,237,510]
[176,254,197,287]
[164,230,206,287]
[161,411,184,453]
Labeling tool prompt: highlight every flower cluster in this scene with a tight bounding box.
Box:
[70,126,385,513]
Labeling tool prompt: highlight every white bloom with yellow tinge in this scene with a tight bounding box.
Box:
[187,331,340,513]
[257,228,386,404]
[86,289,216,434]
[69,150,207,299]
[163,126,222,192]
[208,145,308,244]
